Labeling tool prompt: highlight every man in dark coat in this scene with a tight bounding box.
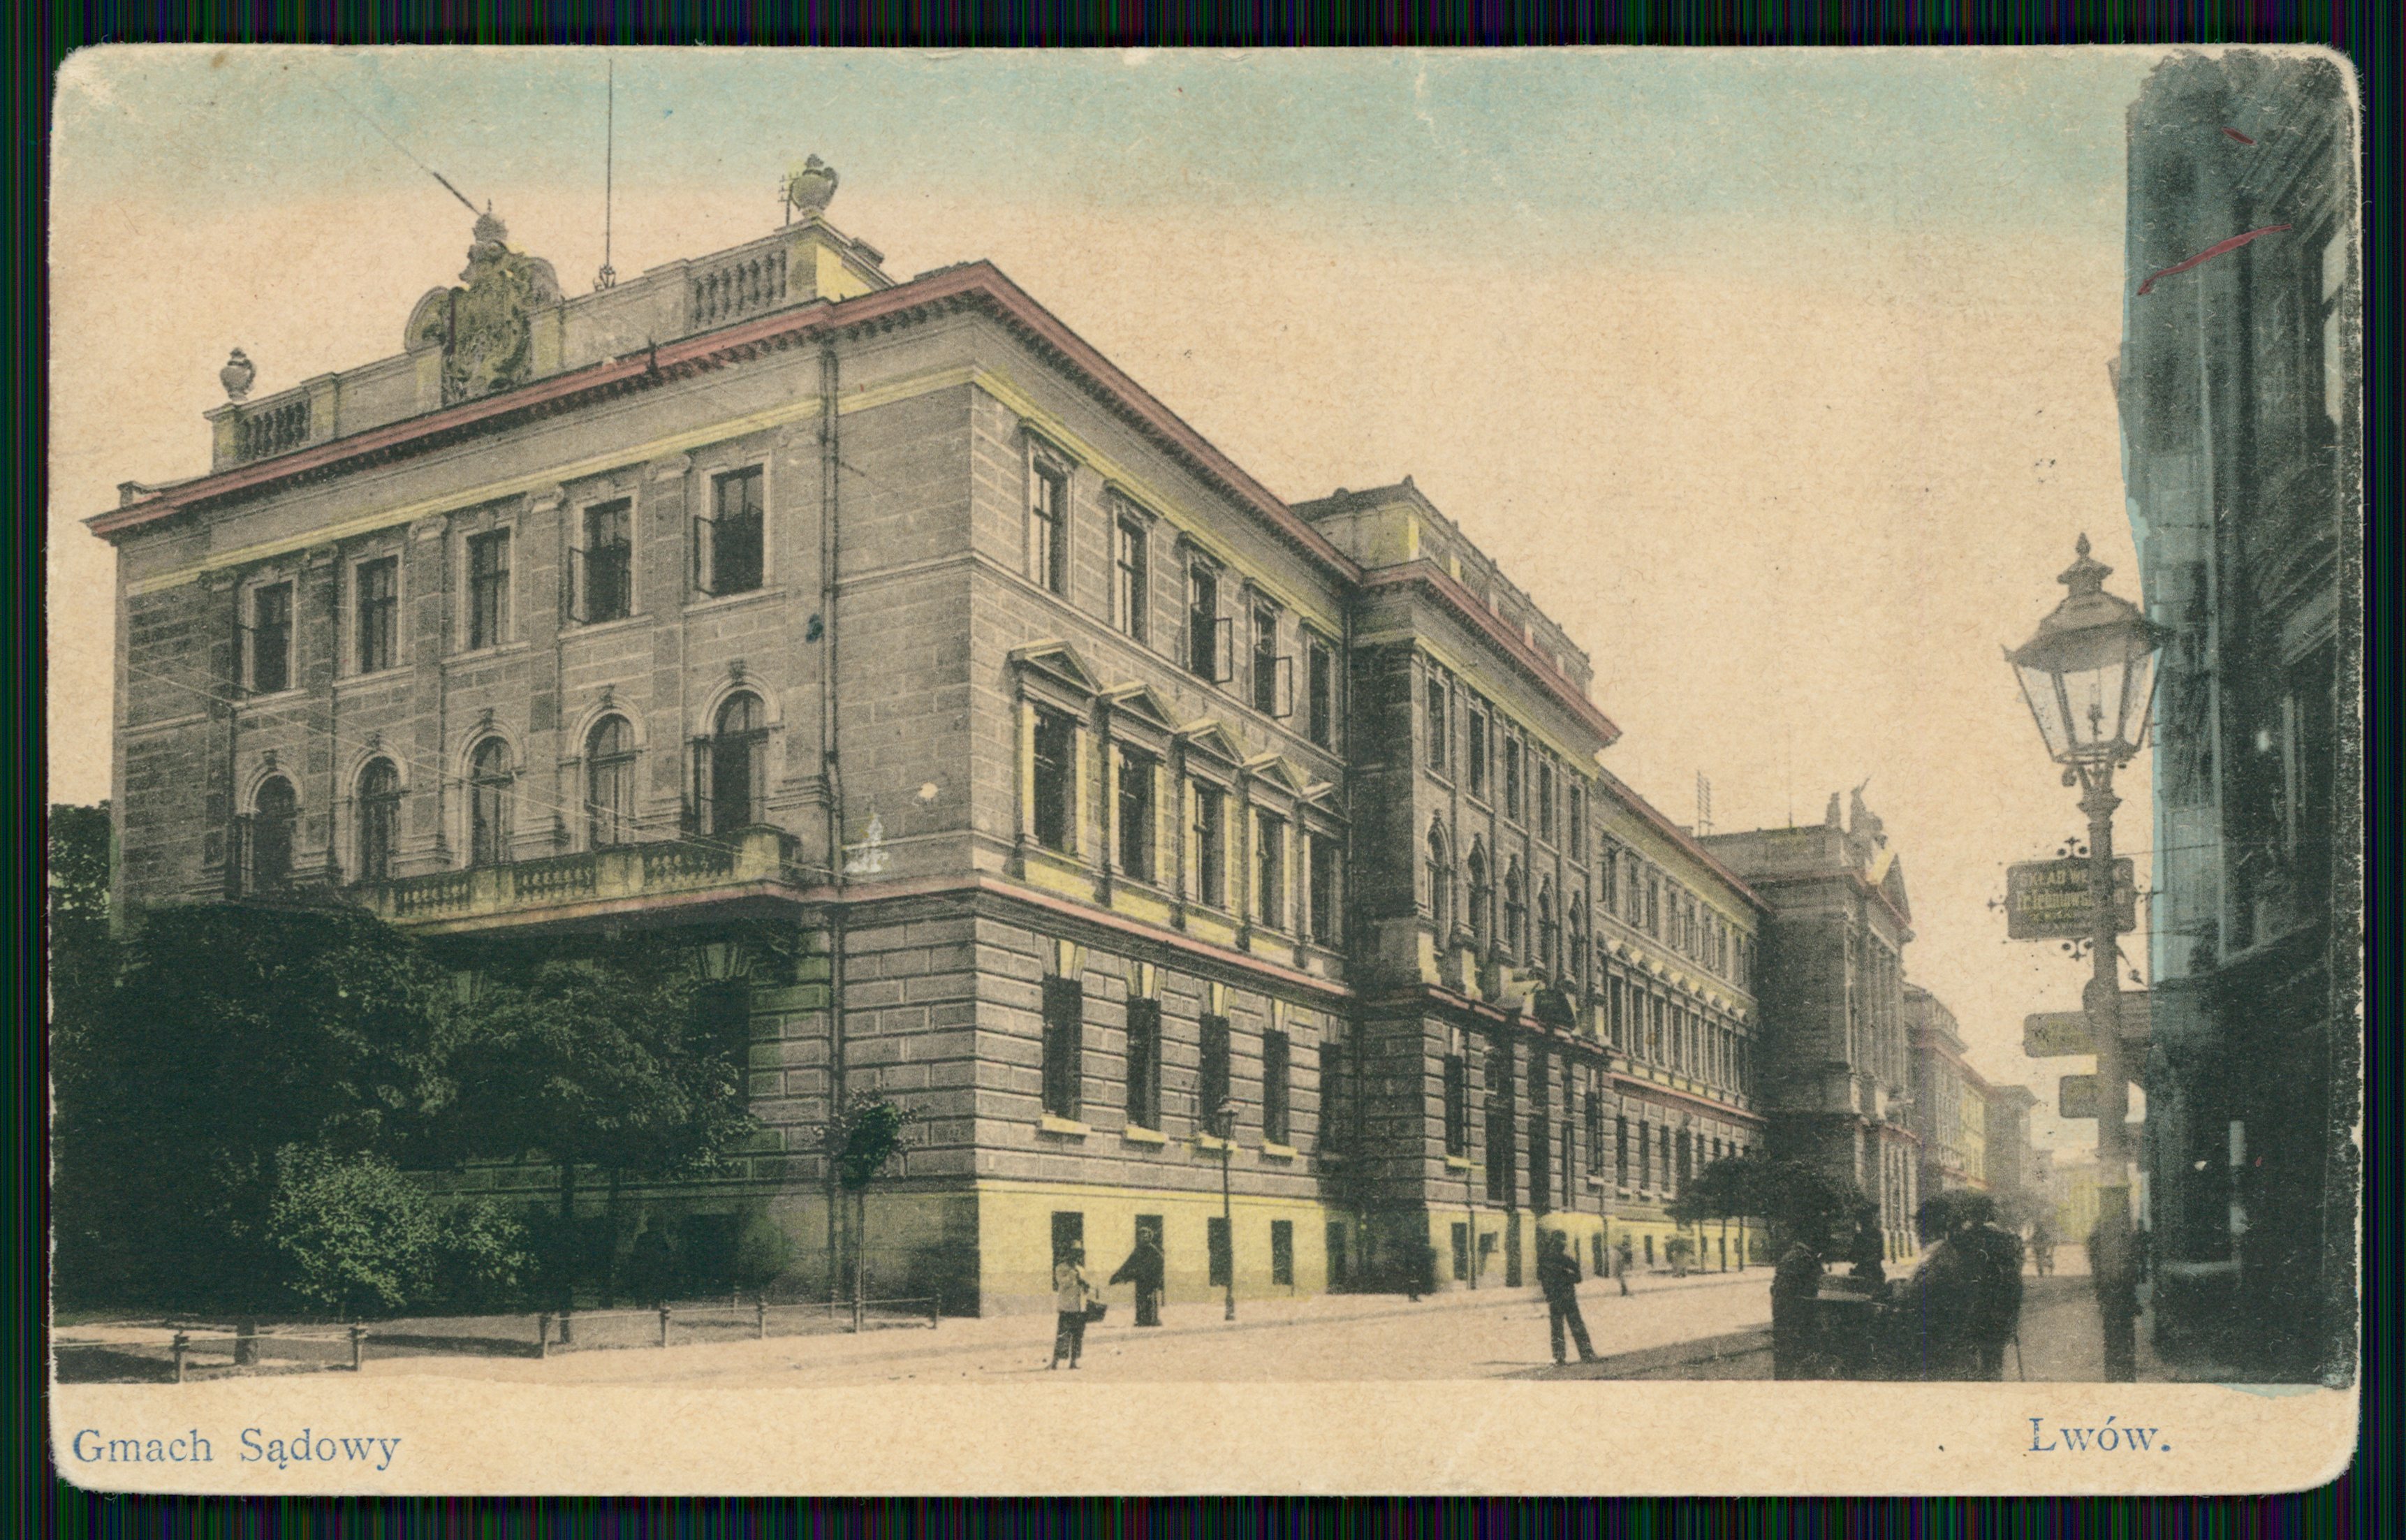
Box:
[1614,1235,1636,1296]
[1892,1198,1985,1379]
[1536,1230,1597,1365]
[1109,1234,1166,1327]
[1770,1229,1826,1379]
[1960,1218,2027,1379]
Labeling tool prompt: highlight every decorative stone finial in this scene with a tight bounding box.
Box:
[784,155,839,221]
[2057,532,2111,597]
[220,348,256,402]
[474,202,508,248]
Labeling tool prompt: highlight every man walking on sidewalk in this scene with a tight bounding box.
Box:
[1538,1231,1597,1365]
[1614,1235,1635,1297]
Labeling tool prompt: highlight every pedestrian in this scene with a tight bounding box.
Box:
[1770,1226,1825,1379]
[627,1217,674,1309]
[1404,1239,1435,1302]
[1049,1247,1098,1369]
[1847,1202,1887,1291]
[1614,1235,1635,1297]
[1109,1233,1166,1328]
[1536,1231,1597,1365]
[1960,1209,2027,1381]
[2030,1220,2055,1277]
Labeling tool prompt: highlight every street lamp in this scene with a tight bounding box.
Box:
[2007,533,2168,1383]
[1212,1096,1238,1321]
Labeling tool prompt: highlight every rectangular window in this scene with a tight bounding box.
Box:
[1638,1120,1652,1187]
[1041,974,1083,1121]
[1255,811,1286,930]
[1187,559,1226,682]
[1112,514,1147,640]
[1126,997,1162,1131]
[1262,1029,1291,1145]
[1307,832,1339,947]
[1504,739,1523,821]
[249,581,293,694]
[1027,457,1068,596]
[578,501,633,623]
[1568,787,1584,853]
[1425,675,1449,773]
[703,467,765,596]
[1270,1219,1294,1287]
[1200,1014,1233,1131]
[1600,844,1618,911]
[1451,1222,1470,1282]
[1608,977,1626,1049]
[1051,1210,1085,1268]
[1538,763,1555,841]
[1586,1093,1605,1175]
[1615,1115,1630,1184]
[1645,877,1662,937]
[1193,782,1226,908]
[1032,709,1075,853]
[353,557,397,674]
[1251,601,1285,716]
[1305,634,1334,748]
[1208,1217,1232,1289]
[1115,750,1154,881]
[1443,1053,1469,1157]
[1321,1039,1354,1150]
[1660,1124,1673,1194]
[467,529,511,650]
[1483,1050,1513,1203]
[1467,707,1489,797]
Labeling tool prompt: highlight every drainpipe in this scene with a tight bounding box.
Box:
[819,337,849,1303]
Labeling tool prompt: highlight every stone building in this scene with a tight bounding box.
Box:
[2117,51,2358,1381]
[1984,1083,2040,1227]
[92,183,1767,1312]
[1702,792,1920,1263]
[1906,985,1989,1204]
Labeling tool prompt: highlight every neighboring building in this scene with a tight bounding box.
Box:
[1985,1083,2040,1226]
[2118,51,2359,1381]
[2050,1159,2104,1261]
[92,182,1768,1312]
[1906,985,1989,1203]
[1702,791,1920,1263]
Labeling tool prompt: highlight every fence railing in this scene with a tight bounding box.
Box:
[537,1295,941,1355]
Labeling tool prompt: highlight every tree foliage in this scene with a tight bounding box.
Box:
[265,1145,529,1317]
[817,1093,923,1192]
[1670,1152,1868,1248]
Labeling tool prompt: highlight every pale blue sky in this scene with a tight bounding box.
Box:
[53,48,2176,1143]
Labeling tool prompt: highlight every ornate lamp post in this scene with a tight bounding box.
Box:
[2007,534,2168,1382]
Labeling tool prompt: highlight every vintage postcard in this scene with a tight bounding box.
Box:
[47,46,2359,1494]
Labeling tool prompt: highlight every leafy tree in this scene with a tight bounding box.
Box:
[812,1092,924,1308]
[266,1145,530,1317]
[441,956,756,1304]
[1672,1152,1866,1255]
[54,903,454,1309]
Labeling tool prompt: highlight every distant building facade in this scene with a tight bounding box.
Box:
[1907,985,1989,1202]
[2118,51,2359,1381]
[1703,793,1920,1263]
[93,189,1774,1312]
[1984,1084,2040,1226]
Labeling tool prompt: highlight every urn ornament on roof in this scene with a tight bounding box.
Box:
[219,349,256,402]
[784,155,839,222]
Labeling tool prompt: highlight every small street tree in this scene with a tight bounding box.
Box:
[811,1092,925,1322]
[1673,1153,1867,1265]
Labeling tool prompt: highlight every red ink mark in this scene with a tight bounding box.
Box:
[2136,225,2291,295]
[2222,127,2256,145]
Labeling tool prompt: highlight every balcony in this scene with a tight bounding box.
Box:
[355,827,807,930]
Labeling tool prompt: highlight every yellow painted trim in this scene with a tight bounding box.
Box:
[1021,850,1096,903]
[125,364,981,598]
[1121,1126,1168,1146]
[1110,886,1174,927]
[972,1175,1332,1215]
[972,369,1344,634]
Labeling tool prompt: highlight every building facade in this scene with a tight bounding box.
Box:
[2117,52,2359,1381]
[94,189,1772,1313]
[1703,793,1921,1263]
[1984,1084,2040,1227]
[1907,985,1990,1203]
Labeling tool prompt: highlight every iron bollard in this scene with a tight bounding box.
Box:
[928,1296,940,1328]
[755,1298,768,1340]
[658,1305,671,1348]
[233,1318,260,1367]
[559,1309,574,1346]
[537,1312,553,1358]
[350,1325,367,1372]
[171,1331,189,1384]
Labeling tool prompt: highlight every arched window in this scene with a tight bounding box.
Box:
[1466,842,1491,952]
[251,776,297,890]
[1503,858,1526,958]
[585,715,636,848]
[1569,894,1589,992]
[701,693,767,836]
[1536,879,1558,974]
[356,758,401,883]
[1425,823,1452,937]
[469,738,513,866]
